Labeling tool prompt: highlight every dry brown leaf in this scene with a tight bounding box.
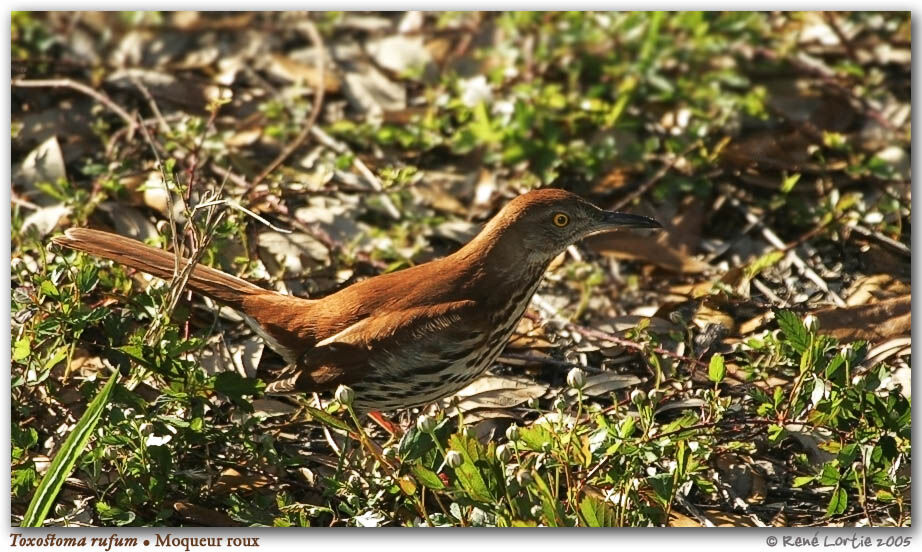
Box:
[265,53,341,92]
[96,203,159,242]
[813,294,910,343]
[107,68,212,112]
[587,196,710,273]
[337,48,407,114]
[592,315,677,335]
[170,11,255,31]
[668,511,703,527]
[68,347,107,378]
[14,136,67,206]
[506,316,555,351]
[22,204,71,237]
[212,468,271,495]
[702,510,760,527]
[845,274,910,306]
[366,35,436,81]
[173,501,241,526]
[727,362,791,391]
[568,372,642,398]
[721,130,815,172]
[197,334,264,380]
[785,424,836,465]
[252,398,297,418]
[589,233,711,273]
[443,375,548,414]
[715,453,768,504]
[654,398,706,415]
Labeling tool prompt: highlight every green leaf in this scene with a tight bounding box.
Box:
[304,406,351,433]
[826,486,848,517]
[447,434,495,503]
[744,250,785,280]
[825,353,846,381]
[518,423,553,452]
[76,263,99,294]
[397,417,451,463]
[767,423,786,445]
[618,416,636,439]
[11,466,37,499]
[22,370,119,527]
[776,310,809,353]
[579,495,615,527]
[213,372,266,401]
[708,353,726,384]
[531,471,564,527]
[792,475,816,488]
[780,173,801,193]
[39,279,60,300]
[648,473,674,508]
[12,337,31,362]
[96,500,137,526]
[411,464,445,491]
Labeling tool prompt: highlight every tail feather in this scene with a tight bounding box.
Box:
[52,228,266,306]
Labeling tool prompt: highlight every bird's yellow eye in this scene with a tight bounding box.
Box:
[552,213,570,227]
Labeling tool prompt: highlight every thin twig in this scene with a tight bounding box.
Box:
[848,223,911,258]
[308,125,402,219]
[250,18,326,189]
[128,74,171,135]
[754,47,895,131]
[531,293,708,368]
[726,195,847,307]
[12,77,137,132]
[822,12,859,64]
[612,139,701,210]
[195,199,292,234]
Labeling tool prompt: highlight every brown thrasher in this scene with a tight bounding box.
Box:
[53,188,660,411]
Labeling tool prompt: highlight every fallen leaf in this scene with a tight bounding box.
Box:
[654,398,706,415]
[668,511,703,527]
[14,136,67,206]
[107,68,211,112]
[844,274,910,306]
[506,316,555,351]
[173,501,241,526]
[258,231,330,275]
[212,467,271,495]
[197,334,264,379]
[813,294,910,342]
[568,372,642,398]
[443,375,548,414]
[252,398,297,418]
[587,197,710,273]
[21,204,71,237]
[67,347,106,378]
[294,195,367,245]
[701,510,760,527]
[265,53,341,92]
[715,453,768,504]
[96,203,159,242]
[785,423,836,465]
[366,35,436,81]
[332,42,406,116]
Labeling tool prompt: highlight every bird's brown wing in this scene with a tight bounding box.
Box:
[265,299,485,394]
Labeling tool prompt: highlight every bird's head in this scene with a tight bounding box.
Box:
[475,188,662,266]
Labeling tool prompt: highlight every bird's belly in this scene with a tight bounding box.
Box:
[352,280,541,412]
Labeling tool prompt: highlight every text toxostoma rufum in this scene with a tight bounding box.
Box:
[53,189,660,411]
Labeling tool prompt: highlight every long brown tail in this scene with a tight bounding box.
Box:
[52,228,268,306]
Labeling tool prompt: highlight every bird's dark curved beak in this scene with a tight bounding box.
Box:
[600,211,663,229]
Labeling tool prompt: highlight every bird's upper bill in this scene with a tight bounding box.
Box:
[598,210,663,229]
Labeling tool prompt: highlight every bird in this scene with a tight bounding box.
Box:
[52,188,661,412]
